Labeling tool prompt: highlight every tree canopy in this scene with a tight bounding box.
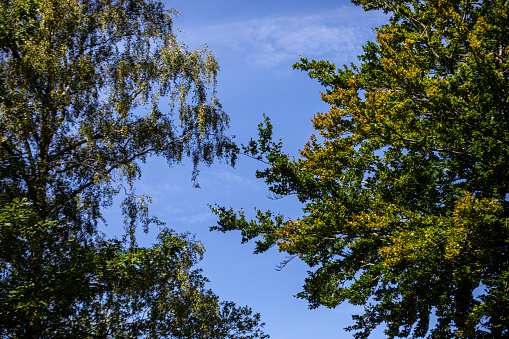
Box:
[1,199,268,338]
[0,0,267,337]
[0,0,237,230]
[212,0,509,337]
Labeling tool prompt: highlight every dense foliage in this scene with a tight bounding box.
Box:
[1,199,267,338]
[0,0,236,230]
[212,0,509,337]
[0,0,267,337]
[0,0,38,106]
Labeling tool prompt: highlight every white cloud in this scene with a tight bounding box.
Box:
[214,170,245,183]
[209,169,261,190]
[179,6,387,69]
[178,211,212,224]
[163,205,181,214]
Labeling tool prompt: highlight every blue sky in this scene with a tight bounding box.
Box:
[103,1,389,338]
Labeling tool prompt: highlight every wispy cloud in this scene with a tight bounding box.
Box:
[209,169,261,190]
[178,211,212,224]
[179,6,387,68]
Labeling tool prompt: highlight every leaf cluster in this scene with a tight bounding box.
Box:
[0,0,237,235]
[0,199,269,338]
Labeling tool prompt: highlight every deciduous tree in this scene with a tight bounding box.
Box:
[212,0,509,337]
[0,0,236,229]
[1,199,268,338]
[0,0,267,337]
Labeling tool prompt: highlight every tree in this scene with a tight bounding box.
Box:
[1,199,268,338]
[0,0,267,337]
[212,0,509,337]
[0,0,237,229]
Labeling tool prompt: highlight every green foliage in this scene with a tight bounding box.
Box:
[0,0,39,106]
[0,0,237,231]
[212,0,509,337]
[0,0,267,337]
[0,199,268,338]
[0,0,37,48]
